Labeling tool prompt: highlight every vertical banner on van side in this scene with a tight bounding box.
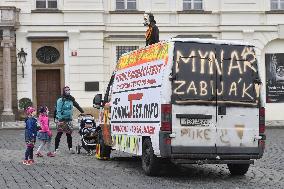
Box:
[111,135,142,155]
[111,43,168,155]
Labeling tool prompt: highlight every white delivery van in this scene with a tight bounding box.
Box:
[93,38,265,176]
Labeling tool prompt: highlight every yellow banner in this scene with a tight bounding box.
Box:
[112,135,142,155]
[117,42,169,70]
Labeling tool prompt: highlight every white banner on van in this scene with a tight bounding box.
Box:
[111,59,165,136]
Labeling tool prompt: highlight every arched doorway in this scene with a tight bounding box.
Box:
[31,39,65,117]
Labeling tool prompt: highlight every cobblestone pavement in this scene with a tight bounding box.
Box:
[0,129,283,189]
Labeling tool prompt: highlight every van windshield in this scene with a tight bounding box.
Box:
[172,41,260,105]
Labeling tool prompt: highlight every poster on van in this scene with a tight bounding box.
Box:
[111,59,164,136]
[172,42,258,105]
[265,53,284,103]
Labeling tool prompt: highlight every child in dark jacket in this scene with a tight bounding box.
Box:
[23,106,38,165]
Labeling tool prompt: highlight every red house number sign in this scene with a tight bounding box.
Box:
[71,50,77,56]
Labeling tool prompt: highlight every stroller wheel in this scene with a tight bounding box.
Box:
[76,145,81,154]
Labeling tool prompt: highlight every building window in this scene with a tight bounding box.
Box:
[183,0,203,10]
[36,46,60,64]
[271,0,284,10]
[116,46,139,61]
[116,0,136,10]
[36,0,57,9]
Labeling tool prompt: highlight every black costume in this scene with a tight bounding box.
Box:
[144,14,159,46]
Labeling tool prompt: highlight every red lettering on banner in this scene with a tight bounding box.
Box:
[147,79,156,85]
[112,125,128,133]
[128,93,143,118]
[115,64,163,82]
[112,125,156,135]
[143,125,155,134]
[117,78,157,90]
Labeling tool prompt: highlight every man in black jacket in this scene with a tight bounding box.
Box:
[144,13,159,46]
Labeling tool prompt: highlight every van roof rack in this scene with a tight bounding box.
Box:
[170,38,254,46]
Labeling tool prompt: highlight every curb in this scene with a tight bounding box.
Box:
[264,126,284,129]
[0,120,79,130]
[0,127,80,130]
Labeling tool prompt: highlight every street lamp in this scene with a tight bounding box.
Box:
[17,48,27,78]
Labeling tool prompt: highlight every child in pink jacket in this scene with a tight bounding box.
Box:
[35,106,55,157]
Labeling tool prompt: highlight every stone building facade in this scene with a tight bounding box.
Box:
[1,0,284,122]
[0,7,19,121]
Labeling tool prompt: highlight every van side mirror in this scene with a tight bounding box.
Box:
[93,94,102,107]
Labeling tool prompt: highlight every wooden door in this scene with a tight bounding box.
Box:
[36,69,61,117]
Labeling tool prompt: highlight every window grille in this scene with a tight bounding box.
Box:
[116,46,139,62]
[36,0,57,9]
[271,0,284,10]
[183,0,203,10]
[116,0,136,10]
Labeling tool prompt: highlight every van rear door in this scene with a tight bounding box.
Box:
[215,45,260,153]
[171,42,218,154]
[170,41,260,155]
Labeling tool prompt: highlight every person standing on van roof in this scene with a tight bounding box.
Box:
[144,13,159,46]
[54,86,84,154]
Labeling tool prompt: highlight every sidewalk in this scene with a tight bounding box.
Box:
[0,120,283,129]
[0,119,79,130]
[265,120,284,129]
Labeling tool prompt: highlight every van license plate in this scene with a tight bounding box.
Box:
[180,118,210,127]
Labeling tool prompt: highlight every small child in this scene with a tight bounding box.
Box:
[23,106,38,165]
[35,106,55,157]
[81,119,96,136]
[81,118,97,155]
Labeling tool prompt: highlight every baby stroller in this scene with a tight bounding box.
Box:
[75,114,99,155]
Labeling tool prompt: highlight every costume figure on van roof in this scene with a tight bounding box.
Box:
[144,13,159,46]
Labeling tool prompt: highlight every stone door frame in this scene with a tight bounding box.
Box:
[31,38,66,109]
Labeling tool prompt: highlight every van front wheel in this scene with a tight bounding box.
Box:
[227,163,250,176]
[142,138,159,176]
